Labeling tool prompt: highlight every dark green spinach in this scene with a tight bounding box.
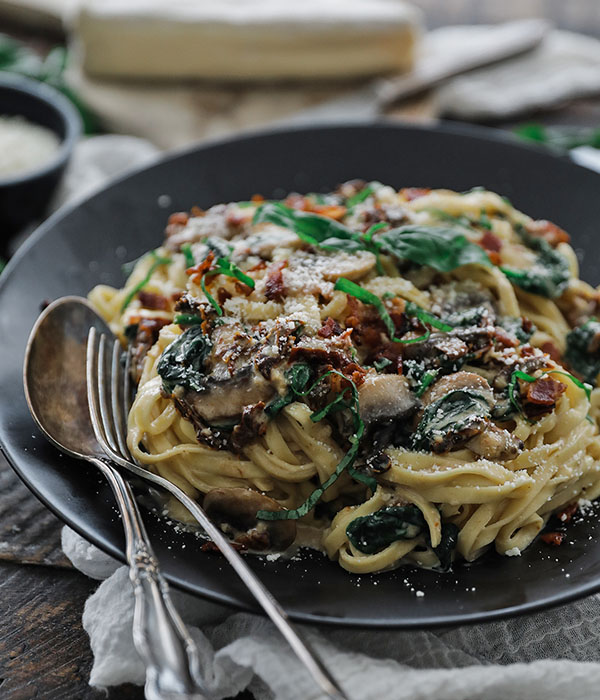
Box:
[500,228,570,298]
[565,320,600,385]
[379,225,492,272]
[412,390,491,452]
[156,326,212,395]
[346,505,426,554]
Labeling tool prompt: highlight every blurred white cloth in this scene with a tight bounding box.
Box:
[62,525,600,700]
[437,28,600,120]
[59,135,600,700]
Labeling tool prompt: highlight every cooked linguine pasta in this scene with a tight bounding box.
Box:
[89,182,600,574]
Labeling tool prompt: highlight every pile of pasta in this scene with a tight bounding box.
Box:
[90,183,600,574]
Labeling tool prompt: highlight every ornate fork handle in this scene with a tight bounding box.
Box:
[91,456,208,700]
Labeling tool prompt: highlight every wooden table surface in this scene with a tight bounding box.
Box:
[2,3,600,698]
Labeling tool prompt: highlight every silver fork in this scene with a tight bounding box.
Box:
[87,328,348,700]
[86,329,209,700]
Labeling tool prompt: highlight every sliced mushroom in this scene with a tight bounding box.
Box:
[421,371,494,407]
[320,250,376,282]
[358,374,419,424]
[466,424,523,461]
[203,487,296,551]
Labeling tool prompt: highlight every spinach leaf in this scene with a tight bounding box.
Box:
[121,250,172,312]
[346,505,460,570]
[157,326,212,395]
[445,305,489,328]
[565,320,600,385]
[346,505,426,554]
[498,316,535,344]
[433,523,460,572]
[264,363,312,418]
[379,225,491,272]
[500,228,570,298]
[412,389,491,452]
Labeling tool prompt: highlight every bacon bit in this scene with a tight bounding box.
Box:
[285,193,306,210]
[337,179,367,199]
[493,327,519,348]
[540,341,562,364]
[480,230,502,253]
[520,344,536,357]
[186,251,215,284]
[526,219,570,247]
[318,317,344,338]
[400,187,431,201]
[171,291,184,302]
[311,204,347,221]
[251,193,265,203]
[557,502,578,524]
[167,211,189,227]
[526,376,566,405]
[248,259,267,272]
[234,281,253,297]
[190,205,204,217]
[217,287,232,305]
[226,210,247,227]
[264,261,287,302]
[137,291,169,310]
[541,531,565,546]
[345,295,387,348]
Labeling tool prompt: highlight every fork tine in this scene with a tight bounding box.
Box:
[97,334,121,455]
[86,328,109,451]
[111,338,132,459]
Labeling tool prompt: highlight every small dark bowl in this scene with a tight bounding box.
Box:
[0,73,81,253]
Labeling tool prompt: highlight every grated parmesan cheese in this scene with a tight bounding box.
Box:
[0,115,60,178]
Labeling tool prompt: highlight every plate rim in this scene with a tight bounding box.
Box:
[2,119,598,629]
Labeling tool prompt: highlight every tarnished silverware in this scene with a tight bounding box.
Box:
[24,297,209,700]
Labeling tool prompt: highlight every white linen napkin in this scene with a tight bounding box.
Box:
[56,135,600,700]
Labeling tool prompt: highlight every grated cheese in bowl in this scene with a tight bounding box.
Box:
[0,115,61,179]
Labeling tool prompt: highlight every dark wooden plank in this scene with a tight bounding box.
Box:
[0,560,144,699]
[0,452,71,568]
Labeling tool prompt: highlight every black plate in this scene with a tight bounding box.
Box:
[2,122,600,629]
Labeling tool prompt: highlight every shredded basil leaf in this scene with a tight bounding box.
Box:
[181,243,195,268]
[258,370,372,520]
[174,313,203,326]
[416,369,439,398]
[120,250,172,312]
[373,357,393,372]
[345,182,378,208]
[405,301,454,332]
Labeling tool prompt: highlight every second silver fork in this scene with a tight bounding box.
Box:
[87,327,348,700]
